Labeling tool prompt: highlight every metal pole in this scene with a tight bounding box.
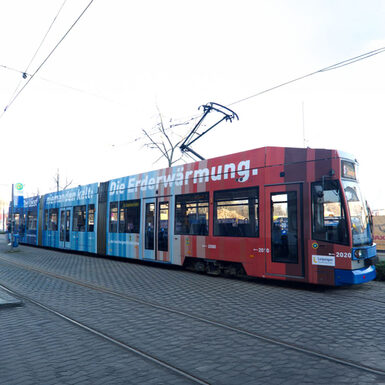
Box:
[302,101,306,148]
[10,184,14,248]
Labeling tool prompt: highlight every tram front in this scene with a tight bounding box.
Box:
[337,159,377,284]
[311,155,377,285]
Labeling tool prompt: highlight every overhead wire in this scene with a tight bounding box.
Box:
[228,46,385,107]
[0,64,26,75]
[1,0,95,119]
[5,0,68,108]
[1,62,199,151]
[175,46,385,162]
[128,45,385,157]
[3,16,384,159]
[24,0,68,75]
[0,64,135,107]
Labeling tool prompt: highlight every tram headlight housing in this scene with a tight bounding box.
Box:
[354,249,363,259]
[352,245,376,260]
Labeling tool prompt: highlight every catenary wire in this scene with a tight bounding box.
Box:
[228,46,385,106]
[5,0,68,108]
[3,36,384,155]
[24,0,68,75]
[0,65,138,108]
[1,62,201,150]
[129,45,385,151]
[0,0,95,119]
[0,64,26,75]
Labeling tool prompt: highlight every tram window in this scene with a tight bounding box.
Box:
[119,200,140,233]
[175,193,209,235]
[109,202,118,233]
[341,160,356,180]
[145,203,155,250]
[73,205,86,232]
[44,210,49,230]
[26,211,37,231]
[49,209,58,231]
[271,192,298,263]
[214,187,259,237]
[20,214,26,234]
[312,181,348,244]
[158,202,169,251]
[88,204,95,232]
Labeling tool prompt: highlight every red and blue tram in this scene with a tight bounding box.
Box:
[12,146,377,286]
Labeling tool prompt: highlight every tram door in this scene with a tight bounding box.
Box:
[59,208,72,249]
[142,197,170,262]
[265,184,304,278]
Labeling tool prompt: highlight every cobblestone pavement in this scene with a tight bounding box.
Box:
[1,237,385,384]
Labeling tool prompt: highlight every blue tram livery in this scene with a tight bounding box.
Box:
[9,196,40,246]
[42,184,98,253]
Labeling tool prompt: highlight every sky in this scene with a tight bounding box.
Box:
[1,0,385,210]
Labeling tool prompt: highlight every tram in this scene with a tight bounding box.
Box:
[12,146,377,286]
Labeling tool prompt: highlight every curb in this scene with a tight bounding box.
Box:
[0,288,22,308]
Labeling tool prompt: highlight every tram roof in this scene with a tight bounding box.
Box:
[177,146,354,169]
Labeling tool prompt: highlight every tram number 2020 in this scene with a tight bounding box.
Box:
[335,252,351,259]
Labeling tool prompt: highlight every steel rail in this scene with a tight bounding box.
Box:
[1,256,385,378]
[0,280,210,385]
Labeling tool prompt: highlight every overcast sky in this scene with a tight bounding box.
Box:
[1,0,385,209]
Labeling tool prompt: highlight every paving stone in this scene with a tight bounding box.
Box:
[0,236,385,384]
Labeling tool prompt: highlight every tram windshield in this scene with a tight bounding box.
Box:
[311,180,348,244]
[342,180,372,246]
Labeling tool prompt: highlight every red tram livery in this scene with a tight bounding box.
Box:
[13,146,377,286]
[164,146,376,285]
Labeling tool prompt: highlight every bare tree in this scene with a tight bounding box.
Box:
[53,169,73,192]
[142,103,237,166]
[142,110,190,167]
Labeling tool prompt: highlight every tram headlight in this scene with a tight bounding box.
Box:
[354,249,363,259]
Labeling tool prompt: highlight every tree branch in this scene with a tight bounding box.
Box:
[142,129,168,159]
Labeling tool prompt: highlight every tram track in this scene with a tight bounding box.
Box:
[1,256,385,378]
[0,280,209,385]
